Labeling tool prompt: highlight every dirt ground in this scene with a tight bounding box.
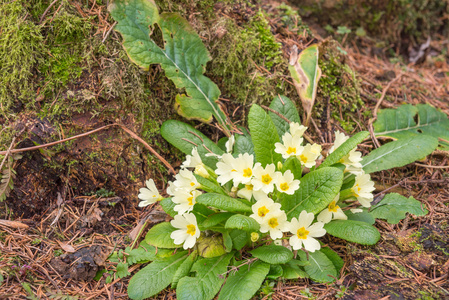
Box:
[0,0,448,299]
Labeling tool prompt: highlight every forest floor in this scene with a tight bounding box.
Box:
[0,0,448,299]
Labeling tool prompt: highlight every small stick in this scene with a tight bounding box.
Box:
[102,21,117,43]
[39,0,59,23]
[0,137,16,171]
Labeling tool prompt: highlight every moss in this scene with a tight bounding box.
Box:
[316,40,363,131]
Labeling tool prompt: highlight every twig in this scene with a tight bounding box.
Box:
[414,163,449,169]
[39,0,59,23]
[0,124,176,175]
[102,21,117,43]
[0,137,16,171]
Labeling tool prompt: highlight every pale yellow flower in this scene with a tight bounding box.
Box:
[352,172,375,207]
[288,210,326,252]
[317,194,347,223]
[275,170,300,195]
[274,132,304,159]
[259,210,289,240]
[172,189,201,215]
[170,213,200,249]
[251,163,279,194]
[297,143,322,168]
[138,179,163,207]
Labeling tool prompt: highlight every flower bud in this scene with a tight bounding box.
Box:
[251,232,259,242]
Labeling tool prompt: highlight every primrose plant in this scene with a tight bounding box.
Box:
[119,96,431,300]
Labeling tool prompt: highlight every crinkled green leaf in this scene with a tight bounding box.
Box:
[109,0,229,132]
[248,104,282,167]
[320,247,344,274]
[192,203,215,223]
[345,210,375,225]
[196,193,252,213]
[145,222,178,249]
[288,44,321,124]
[324,220,380,245]
[201,212,235,229]
[297,250,336,283]
[161,120,223,169]
[225,215,260,232]
[268,95,301,138]
[195,174,226,195]
[369,193,428,224]
[116,262,131,278]
[128,251,188,300]
[266,264,283,280]
[281,260,309,280]
[126,241,157,265]
[250,245,293,264]
[172,251,197,288]
[234,132,255,156]
[319,131,369,169]
[374,103,449,150]
[218,260,270,300]
[282,156,302,180]
[361,135,438,173]
[281,167,343,219]
[229,229,249,250]
[160,197,176,217]
[177,253,233,300]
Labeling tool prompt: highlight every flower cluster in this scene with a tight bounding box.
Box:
[137,123,376,252]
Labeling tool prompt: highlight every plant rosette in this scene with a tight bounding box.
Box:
[123,96,429,300]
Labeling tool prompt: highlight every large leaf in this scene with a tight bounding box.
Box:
[361,135,438,173]
[160,198,176,217]
[374,104,449,150]
[249,245,293,264]
[176,253,233,300]
[319,131,369,169]
[297,250,337,283]
[229,229,249,250]
[281,260,309,279]
[128,251,188,300]
[324,220,380,245]
[145,222,178,248]
[369,193,428,224]
[218,260,270,300]
[288,44,321,124]
[248,104,282,167]
[281,167,343,219]
[201,212,235,229]
[225,215,260,232]
[161,120,223,169]
[109,0,229,132]
[171,251,197,288]
[234,131,255,156]
[196,193,252,213]
[320,247,344,274]
[195,174,226,195]
[268,95,301,138]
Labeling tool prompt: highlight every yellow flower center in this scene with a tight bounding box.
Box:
[246,184,253,191]
[328,201,339,212]
[231,169,237,172]
[299,155,308,164]
[268,217,279,229]
[286,147,296,154]
[280,182,289,191]
[186,224,196,236]
[258,206,269,217]
[261,174,272,185]
[190,182,195,187]
[296,227,309,239]
[187,196,194,206]
[353,184,361,197]
[243,168,252,178]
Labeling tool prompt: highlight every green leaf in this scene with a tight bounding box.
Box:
[195,174,226,195]
[218,260,270,300]
[172,251,197,288]
[234,132,255,156]
[268,95,301,138]
[282,156,302,180]
[225,215,260,232]
[109,0,229,132]
[320,247,344,274]
[196,235,227,258]
[281,167,343,218]
[248,104,282,167]
[126,241,157,265]
[298,250,337,283]
[250,245,293,264]
[145,222,178,249]
[177,253,233,300]
[281,260,309,279]
[160,198,176,217]
[116,262,131,278]
[196,193,252,213]
[288,44,321,124]
[345,210,375,225]
[229,229,249,250]
[369,193,428,224]
[362,135,438,173]
[201,212,235,229]
[128,251,188,300]
[319,131,369,169]
[324,220,380,245]
[374,104,449,150]
[266,264,283,280]
[222,230,233,252]
[161,120,224,169]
